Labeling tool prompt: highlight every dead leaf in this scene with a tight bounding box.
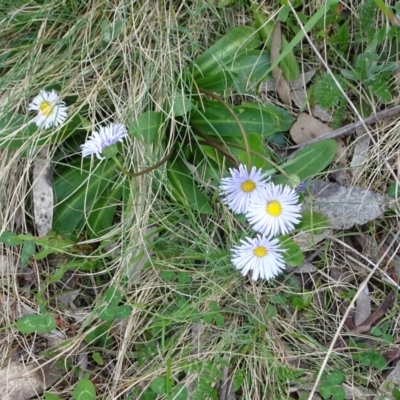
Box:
[350,128,370,182]
[0,360,64,400]
[350,291,395,334]
[290,112,332,144]
[304,181,387,230]
[271,22,291,106]
[32,147,53,237]
[312,105,333,123]
[354,285,372,327]
[260,69,316,93]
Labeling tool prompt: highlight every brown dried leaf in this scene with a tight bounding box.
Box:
[354,286,372,327]
[304,181,387,230]
[350,291,395,334]
[271,22,291,106]
[0,360,64,400]
[290,112,332,144]
[32,148,53,237]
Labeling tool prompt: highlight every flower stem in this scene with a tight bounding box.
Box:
[112,148,174,178]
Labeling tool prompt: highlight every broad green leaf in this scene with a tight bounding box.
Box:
[229,50,271,92]
[0,113,82,150]
[279,36,301,81]
[281,139,337,179]
[129,111,163,144]
[53,158,118,234]
[167,158,212,213]
[0,231,23,246]
[188,26,261,81]
[196,70,237,93]
[150,377,168,394]
[327,371,345,385]
[84,321,113,345]
[115,305,132,319]
[86,183,124,239]
[172,93,193,117]
[105,287,121,306]
[16,314,56,334]
[20,240,35,268]
[98,305,117,321]
[161,271,177,281]
[299,210,330,235]
[44,393,63,400]
[92,352,104,365]
[191,100,293,138]
[166,384,188,400]
[331,386,346,400]
[72,378,96,400]
[236,132,274,169]
[318,381,333,400]
[280,236,304,267]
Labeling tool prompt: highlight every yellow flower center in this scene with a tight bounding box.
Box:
[39,101,53,116]
[253,246,268,258]
[241,179,256,193]
[266,200,282,217]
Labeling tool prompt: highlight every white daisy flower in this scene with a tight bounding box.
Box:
[219,164,269,214]
[81,123,128,160]
[246,183,301,237]
[231,234,286,281]
[28,90,68,129]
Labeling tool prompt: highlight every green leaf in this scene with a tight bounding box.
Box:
[318,381,333,400]
[280,236,304,267]
[72,378,96,400]
[209,300,219,312]
[167,158,212,213]
[150,377,168,394]
[178,271,190,284]
[92,352,104,365]
[98,305,117,321]
[196,70,237,93]
[16,314,56,334]
[191,100,293,138]
[229,50,271,92]
[0,231,23,246]
[172,93,193,117]
[0,113,82,151]
[161,271,177,281]
[49,260,90,283]
[392,387,400,400]
[115,305,132,319]
[84,321,113,345]
[215,313,225,327]
[53,158,118,234]
[129,111,163,144]
[105,287,121,306]
[20,240,35,268]
[166,384,188,400]
[331,385,346,400]
[188,26,261,81]
[281,139,338,179]
[299,210,330,235]
[371,352,386,369]
[236,132,274,169]
[327,371,345,385]
[44,393,63,400]
[86,183,124,239]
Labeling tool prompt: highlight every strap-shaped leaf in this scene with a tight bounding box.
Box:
[53,158,118,234]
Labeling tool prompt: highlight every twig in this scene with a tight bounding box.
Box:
[288,104,400,149]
